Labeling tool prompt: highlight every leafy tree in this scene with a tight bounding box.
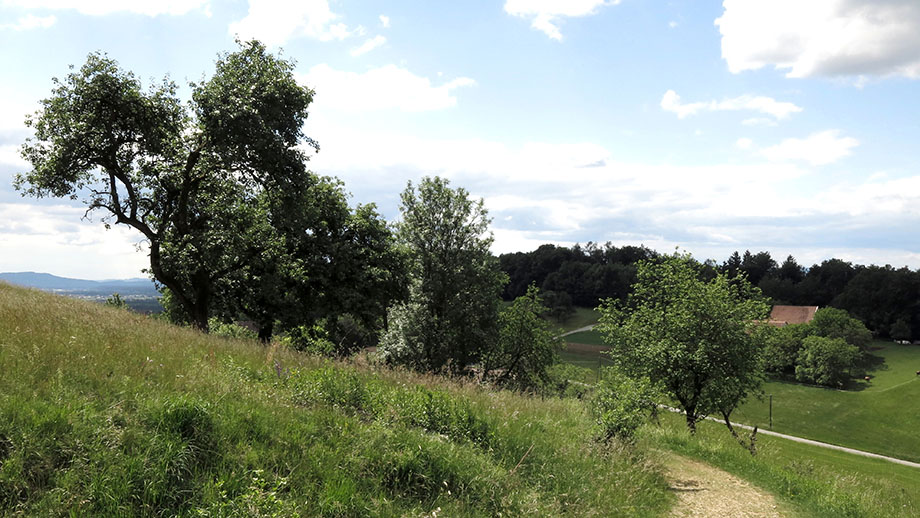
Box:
[104,293,128,309]
[599,253,769,433]
[16,41,316,332]
[378,176,507,373]
[755,323,811,375]
[795,336,860,387]
[811,307,872,350]
[483,285,562,391]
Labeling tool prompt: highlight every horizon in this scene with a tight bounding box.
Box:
[2,1,919,278]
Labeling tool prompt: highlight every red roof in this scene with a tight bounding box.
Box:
[768,305,818,327]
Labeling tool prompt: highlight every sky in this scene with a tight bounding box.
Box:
[1,0,919,279]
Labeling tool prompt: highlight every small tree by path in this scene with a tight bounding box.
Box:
[598,253,769,440]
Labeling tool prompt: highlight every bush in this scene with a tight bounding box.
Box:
[208,318,258,340]
[283,323,336,356]
[795,336,860,387]
[589,370,658,441]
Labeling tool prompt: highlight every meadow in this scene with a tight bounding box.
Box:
[561,322,920,462]
[0,282,673,517]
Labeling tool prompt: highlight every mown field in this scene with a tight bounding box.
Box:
[561,326,920,462]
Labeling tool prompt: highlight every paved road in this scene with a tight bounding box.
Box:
[663,406,920,469]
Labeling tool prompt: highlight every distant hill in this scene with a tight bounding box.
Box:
[0,271,159,297]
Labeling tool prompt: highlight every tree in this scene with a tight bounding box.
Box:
[16,41,316,332]
[482,285,562,391]
[795,336,860,387]
[598,253,769,434]
[378,177,507,373]
[810,307,872,350]
[890,318,912,342]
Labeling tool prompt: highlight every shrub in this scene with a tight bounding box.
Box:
[208,318,258,340]
[283,323,336,356]
[589,370,658,441]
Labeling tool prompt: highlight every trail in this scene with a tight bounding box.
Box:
[663,454,784,518]
[558,324,595,337]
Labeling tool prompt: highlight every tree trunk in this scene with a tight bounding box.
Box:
[258,321,274,343]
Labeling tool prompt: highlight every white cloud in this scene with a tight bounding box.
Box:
[2,0,208,16]
[0,203,149,279]
[301,64,475,112]
[229,0,359,46]
[760,130,859,165]
[379,14,390,28]
[350,35,386,57]
[1,14,56,30]
[504,0,620,41]
[735,138,753,150]
[668,21,678,29]
[716,0,920,79]
[660,90,802,120]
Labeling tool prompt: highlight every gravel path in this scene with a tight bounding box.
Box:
[664,454,785,518]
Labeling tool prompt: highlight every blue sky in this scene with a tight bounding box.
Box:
[1,0,919,279]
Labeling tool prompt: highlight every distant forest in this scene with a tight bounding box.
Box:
[499,243,919,340]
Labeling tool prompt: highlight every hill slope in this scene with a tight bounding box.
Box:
[0,282,672,517]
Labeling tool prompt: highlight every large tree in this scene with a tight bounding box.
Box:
[378,176,506,373]
[16,41,316,331]
[598,253,770,434]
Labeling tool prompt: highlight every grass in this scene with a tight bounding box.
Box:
[559,331,920,463]
[731,343,920,462]
[644,413,919,518]
[552,306,600,333]
[0,282,673,517]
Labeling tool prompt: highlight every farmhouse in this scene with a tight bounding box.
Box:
[767,305,819,327]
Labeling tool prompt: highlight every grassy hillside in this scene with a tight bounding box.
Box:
[0,282,672,517]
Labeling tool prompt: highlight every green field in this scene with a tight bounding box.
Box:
[560,333,920,463]
[552,306,601,333]
[732,343,920,462]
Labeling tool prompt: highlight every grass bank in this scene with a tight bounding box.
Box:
[0,283,671,517]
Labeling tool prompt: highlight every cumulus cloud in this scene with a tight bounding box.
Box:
[350,35,386,57]
[660,90,802,120]
[504,0,620,40]
[760,130,859,165]
[229,0,359,46]
[2,0,209,16]
[716,0,920,79]
[379,14,390,28]
[301,64,475,112]
[1,14,56,30]
[735,138,753,150]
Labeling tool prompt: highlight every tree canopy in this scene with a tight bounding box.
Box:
[598,253,769,434]
[378,176,506,373]
[16,41,320,332]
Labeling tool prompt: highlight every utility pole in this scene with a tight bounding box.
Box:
[769,394,773,430]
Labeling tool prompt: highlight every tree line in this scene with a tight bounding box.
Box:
[499,246,919,340]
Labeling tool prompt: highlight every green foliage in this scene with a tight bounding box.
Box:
[283,322,336,356]
[104,292,128,309]
[811,307,872,350]
[755,323,812,374]
[795,336,861,387]
[379,176,507,373]
[539,363,594,399]
[590,370,658,441]
[483,285,561,391]
[599,253,769,432]
[889,318,912,341]
[207,318,258,340]
[15,40,318,332]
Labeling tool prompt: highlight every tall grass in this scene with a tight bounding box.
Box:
[0,283,671,517]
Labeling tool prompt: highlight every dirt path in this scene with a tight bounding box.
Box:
[663,454,786,518]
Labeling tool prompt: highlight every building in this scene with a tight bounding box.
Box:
[767,305,818,327]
